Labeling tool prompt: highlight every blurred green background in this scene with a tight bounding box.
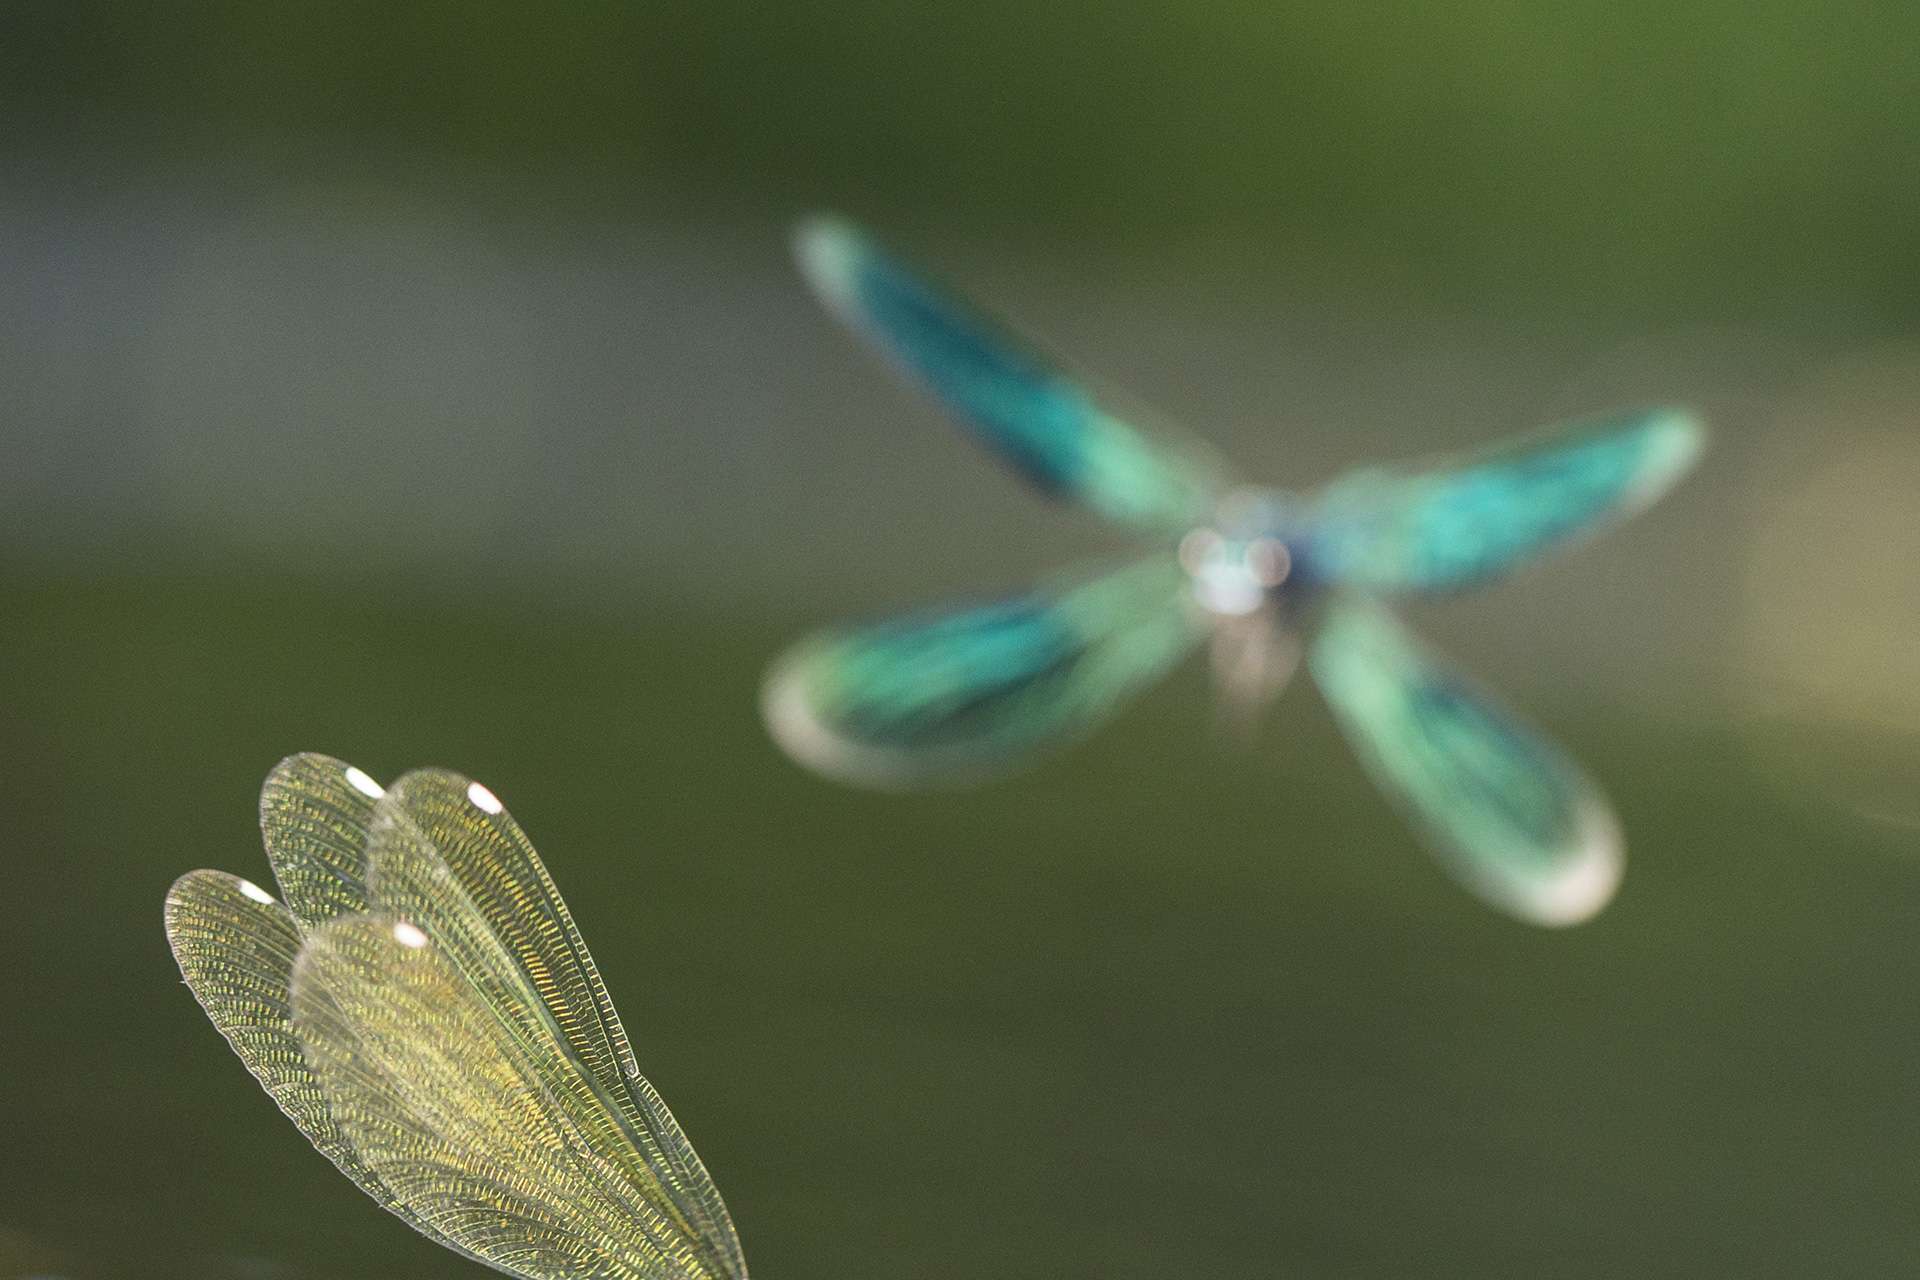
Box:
[3,2,1918,1277]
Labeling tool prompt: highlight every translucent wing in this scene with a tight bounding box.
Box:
[1300,407,1704,593]
[1308,598,1622,926]
[795,215,1224,531]
[170,758,745,1280]
[258,752,386,929]
[161,871,470,1260]
[362,771,747,1280]
[290,915,708,1280]
[762,555,1205,787]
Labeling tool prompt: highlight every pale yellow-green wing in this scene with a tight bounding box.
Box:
[361,771,745,1280]
[258,752,388,928]
[161,870,470,1260]
[290,913,711,1280]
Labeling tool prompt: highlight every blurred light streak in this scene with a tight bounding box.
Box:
[1733,348,1920,837]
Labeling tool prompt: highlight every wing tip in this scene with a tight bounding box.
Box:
[1508,799,1624,927]
[259,751,381,819]
[264,750,353,782]
[792,213,870,315]
[165,866,263,924]
[166,865,223,905]
[760,643,918,790]
[1628,405,1708,502]
[1307,599,1629,928]
[163,869,303,1049]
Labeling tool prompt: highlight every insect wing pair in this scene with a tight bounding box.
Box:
[765,217,1705,926]
[164,754,748,1280]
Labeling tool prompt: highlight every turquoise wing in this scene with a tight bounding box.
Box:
[795,215,1224,531]
[1301,407,1704,592]
[762,555,1203,786]
[1308,598,1622,926]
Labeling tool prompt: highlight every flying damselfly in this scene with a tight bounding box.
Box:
[764,218,1706,926]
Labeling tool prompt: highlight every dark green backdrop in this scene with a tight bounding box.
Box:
[2,3,1918,1276]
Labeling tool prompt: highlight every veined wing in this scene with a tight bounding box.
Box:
[362,771,747,1280]
[258,752,387,929]
[795,215,1225,531]
[290,914,712,1280]
[162,870,474,1262]
[762,555,1204,787]
[1308,598,1622,926]
[1301,407,1704,593]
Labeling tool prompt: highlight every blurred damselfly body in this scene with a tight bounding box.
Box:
[765,217,1705,926]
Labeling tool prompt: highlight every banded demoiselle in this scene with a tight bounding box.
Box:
[765,217,1705,926]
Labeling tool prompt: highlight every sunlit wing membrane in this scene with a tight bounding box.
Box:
[364,772,746,1280]
[290,915,712,1280]
[1300,407,1705,593]
[162,870,474,1262]
[259,751,386,929]
[167,756,747,1280]
[1308,598,1622,926]
[795,215,1224,531]
[763,555,1205,787]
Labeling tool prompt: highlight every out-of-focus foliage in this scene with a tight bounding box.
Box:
[3,569,1919,1280]
[9,1,1920,325]
[2,2,1917,1277]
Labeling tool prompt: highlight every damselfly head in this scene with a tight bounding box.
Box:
[1179,488,1306,618]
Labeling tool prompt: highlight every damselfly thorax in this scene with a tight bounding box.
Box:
[1178,487,1315,728]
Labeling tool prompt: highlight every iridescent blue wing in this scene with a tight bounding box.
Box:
[762,555,1203,786]
[795,215,1225,531]
[1299,407,1704,593]
[1308,597,1622,926]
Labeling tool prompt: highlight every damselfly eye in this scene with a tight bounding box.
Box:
[1247,537,1291,587]
[1177,528,1221,575]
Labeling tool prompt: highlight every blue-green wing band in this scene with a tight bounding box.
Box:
[795,216,1222,531]
[762,556,1203,786]
[1301,407,1704,592]
[1308,598,1622,926]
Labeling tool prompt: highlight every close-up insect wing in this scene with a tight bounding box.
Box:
[164,868,473,1261]
[363,767,746,1280]
[257,751,387,928]
[289,911,698,1280]
[166,755,747,1280]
